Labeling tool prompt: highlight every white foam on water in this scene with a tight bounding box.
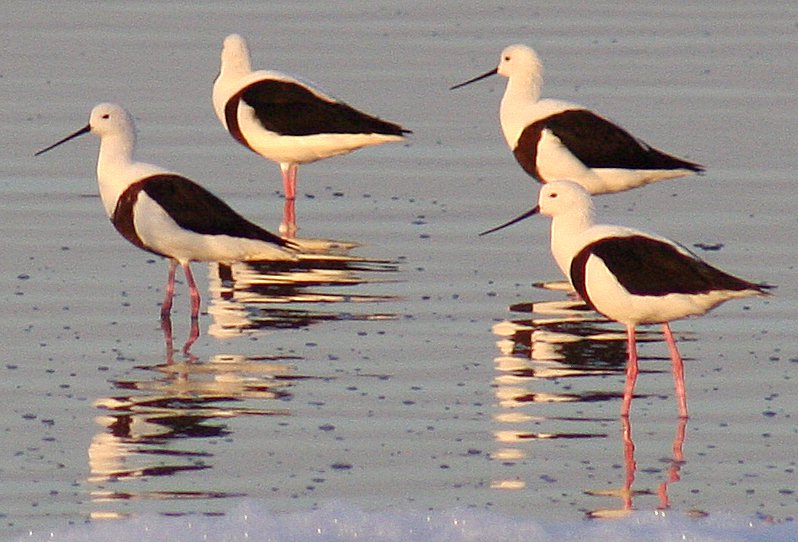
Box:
[15,501,796,542]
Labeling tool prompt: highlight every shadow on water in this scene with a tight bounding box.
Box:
[489,283,695,513]
[87,237,399,518]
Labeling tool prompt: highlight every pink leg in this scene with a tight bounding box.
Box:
[657,416,687,509]
[663,323,689,418]
[621,324,639,418]
[160,312,175,364]
[282,198,297,237]
[620,416,636,511]
[160,260,178,320]
[181,262,201,320]
[281,163,298,200]
[279,164,298,236]
[183,316,200,357]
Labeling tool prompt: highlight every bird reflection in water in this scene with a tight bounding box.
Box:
[490,291,621,487]
[493,293,673,412]
[490,285,697,515]
[88,327,306,517]
[585,416,694,518]
[206,238,399,339]
[88,239,398,518]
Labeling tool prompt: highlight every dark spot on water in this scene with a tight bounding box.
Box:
[693,242,724,251]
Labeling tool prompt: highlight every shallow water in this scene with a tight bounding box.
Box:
[1,1,796,538]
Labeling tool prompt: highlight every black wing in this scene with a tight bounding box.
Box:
[138,174,290,247]
[545,110,703,171]
[240,79,410,137]
[571,235,760,299]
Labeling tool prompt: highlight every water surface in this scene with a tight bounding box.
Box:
[1,1,796,538]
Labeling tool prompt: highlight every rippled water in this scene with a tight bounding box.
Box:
[1,1,796,538]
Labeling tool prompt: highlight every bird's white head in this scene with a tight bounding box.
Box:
[497,44,543,81]
[35,102,136,157]
[35,102,163,219]
[450,43,543,93]
[538,180,594,218]
[88,103,136,140]
[477,181,593,238]
[220,33,252,77]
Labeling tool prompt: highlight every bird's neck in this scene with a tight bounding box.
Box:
[221,51,252,81]
[213,53,252,124]
[499,74,542,146]
[95,132,142,218]
[504,72,542,104]
[550,208,594,277]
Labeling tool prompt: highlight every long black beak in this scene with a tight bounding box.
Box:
[449,67,498,90]
[479,205,540,236]
[34,124,91,156]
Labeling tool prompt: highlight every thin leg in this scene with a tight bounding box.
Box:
[181,262,201,320]
[160,312,175,364]
[663,323,689,418]
[657,417,687,509]
[281,198,297,237]
[281,163,298,200]
[183,316,200,357]
[160,260,178,320]
[620,416,636,511]
[621,324,639,418]
[279,163,299,236]
[671,416,687,463]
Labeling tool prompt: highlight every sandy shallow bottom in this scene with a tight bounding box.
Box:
[1,1,797,539]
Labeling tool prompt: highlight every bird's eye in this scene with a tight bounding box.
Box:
[102,114,110,119]
[549,192,558,198]
[504,56,510,61]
